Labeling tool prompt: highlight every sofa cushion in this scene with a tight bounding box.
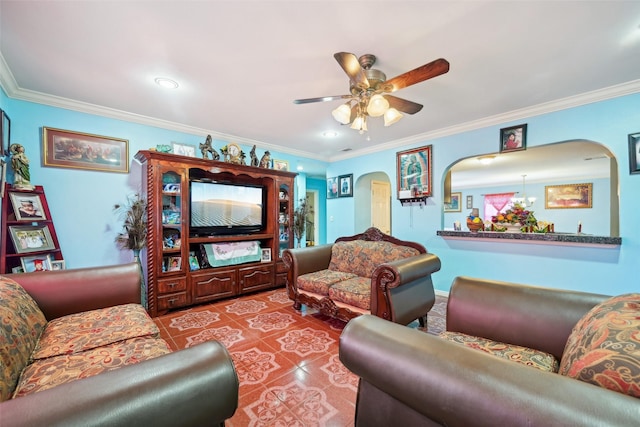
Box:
[439,331,560,372]
[559,293,640,398]
[328,240,420,278]
[297,269,357,296]
[328,276,372,310]
[32,303,160,360]
[13,336,172,398]
[0,276,47,402]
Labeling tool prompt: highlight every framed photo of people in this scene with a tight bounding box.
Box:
[500,124,527,153]
[338,174,353,197]
[21,254,53,273]
[396,145,432,199]
[9,192,47,221]
[9,225,56,254]
[327,176,339,199]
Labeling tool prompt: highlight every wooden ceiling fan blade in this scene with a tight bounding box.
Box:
[383,58,450,93]
[334,52,369,90]
[293,94,352,104]
[384,95,423,114]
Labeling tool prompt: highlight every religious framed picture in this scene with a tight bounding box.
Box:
[338,174,353,197]
[628,132,640,175]
[21,254,53,273]
[43,127,129,173]
[9,192,47,221]
[444,192,461,212]
[545,183,593,209]
[9,225,56,254]
[327,176,339,199]
[396,145,432,199]
[500,124,527,153]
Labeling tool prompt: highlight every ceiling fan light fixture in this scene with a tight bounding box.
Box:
[366,94,389,117]
[350,115,367,134]
[332,103,352,124]
[383,108,403,126]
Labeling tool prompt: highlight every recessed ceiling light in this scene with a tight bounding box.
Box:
[322,131,338,138]
[154,77,179,89]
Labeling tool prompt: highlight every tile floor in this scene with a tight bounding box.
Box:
[154,288,448,427]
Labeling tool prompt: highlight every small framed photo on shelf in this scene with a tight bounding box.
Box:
[167,256,182,271]
[261,248,272,262]
[500,124,527,153]
[444,192,461,212]
[21,254,53,273]
[11,266,24,274]
[189,253,200,271]
[338,174,353,198]
[172,142,197,157]
[628,131,640,175]
[273,159,289,171]
[51,260,66,270]
[9,192,47,221]
[9,225,56,254]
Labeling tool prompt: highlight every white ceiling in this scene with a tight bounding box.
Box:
[1,1,639,181]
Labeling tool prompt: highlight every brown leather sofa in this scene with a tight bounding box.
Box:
[1,263,239,427]
[339,276,640,426]
[283,227,441,325]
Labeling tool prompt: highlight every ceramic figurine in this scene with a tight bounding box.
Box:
[199,135,220,160]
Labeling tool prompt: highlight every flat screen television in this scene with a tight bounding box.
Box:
[189,180,266,236]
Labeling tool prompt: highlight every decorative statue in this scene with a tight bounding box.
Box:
[10,143,34,190]
[259,150,271,168]
[199,135,220,160]
[249,145,259,167]
[239,150,247,166]
[220,145,229,162]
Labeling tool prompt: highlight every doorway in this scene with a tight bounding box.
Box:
[354,172,392,234]
[305,190,318,246]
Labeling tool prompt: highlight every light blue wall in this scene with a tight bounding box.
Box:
[2,97,321,269]
[327,92,640,296]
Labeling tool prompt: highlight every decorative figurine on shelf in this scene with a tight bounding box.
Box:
[249,145,259,167]
[199,135,220,160]
[239,150,247,166]
[154,144,172,153]
[259,150,271,168]
[10,143,34,190]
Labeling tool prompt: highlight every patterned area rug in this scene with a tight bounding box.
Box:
[155,289,448,426]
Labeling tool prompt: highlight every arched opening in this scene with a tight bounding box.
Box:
[354,171,392,234]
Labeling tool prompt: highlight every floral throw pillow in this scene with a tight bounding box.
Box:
[558,293,640,398]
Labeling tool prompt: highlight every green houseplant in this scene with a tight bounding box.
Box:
[292,197,311,248]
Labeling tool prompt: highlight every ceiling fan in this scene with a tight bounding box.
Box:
[294,52,449,133]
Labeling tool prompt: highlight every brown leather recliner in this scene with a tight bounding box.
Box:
[339,277,640,426]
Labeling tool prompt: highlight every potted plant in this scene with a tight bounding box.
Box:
[292,197,312,248]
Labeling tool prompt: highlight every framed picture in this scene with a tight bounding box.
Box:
[167,256,182,271]
[21,254,53,273]
[172,142,197,157]
[327,176,339,199]
[629,132,640,175]
[545,183,593,209]
[43,127,129,173]
[51,260,66,270]
[261,248,272,263]
[338,174,353,197]
[9,192,47,220]
[1,108,10,157]
[9,225,56,254]
[1,160,7,198]
[466,195,473,209]
[444,192,461,212]
[500,124,527,153]
[397,145,432,199]
[11,266,24,274]
[189,254,200,271]
[273,159,289,171]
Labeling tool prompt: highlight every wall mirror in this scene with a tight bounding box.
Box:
[445,140,619,237]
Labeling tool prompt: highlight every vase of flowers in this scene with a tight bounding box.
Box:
[114,193,148,307]
[292,197,311,248]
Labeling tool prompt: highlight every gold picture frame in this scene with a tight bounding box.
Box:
[396,145,432,199]
[545,183,593,209]
[43,127,129,173]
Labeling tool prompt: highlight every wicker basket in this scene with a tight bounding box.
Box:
[466,217,484,232]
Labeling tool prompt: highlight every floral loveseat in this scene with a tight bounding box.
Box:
[1,263,238,427]
[283,227,441,325]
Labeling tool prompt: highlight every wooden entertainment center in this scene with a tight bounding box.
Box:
[135,150,296,317]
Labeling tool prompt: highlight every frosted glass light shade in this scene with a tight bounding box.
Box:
[332,103,352,124]
[383,108,403,126]
[350,115,367,133]
[366,94,389,117]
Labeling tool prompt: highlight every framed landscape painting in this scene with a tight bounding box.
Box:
[43,127,129,173]
[545,183,592,209]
